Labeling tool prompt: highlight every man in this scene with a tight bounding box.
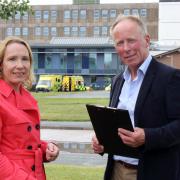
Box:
[92,14,180,180]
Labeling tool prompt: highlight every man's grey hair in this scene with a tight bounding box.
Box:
[110,14,148,38]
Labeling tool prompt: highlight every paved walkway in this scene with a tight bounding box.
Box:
[40,123,94,153]
[40,122,108,165]
[41,129,93,143]
[53,151,107,166]
[41,121,93,130]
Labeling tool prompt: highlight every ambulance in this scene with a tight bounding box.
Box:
[35,74,62,92]
[61,76,86,91]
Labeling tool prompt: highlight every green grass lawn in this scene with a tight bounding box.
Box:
[45,164,105,180]
[32,92,109,121]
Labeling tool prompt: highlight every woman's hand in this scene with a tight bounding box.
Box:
[46,142,60,162]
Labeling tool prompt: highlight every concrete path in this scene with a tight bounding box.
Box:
[40,124,108,166]
[41,128,94,154]
[41,129,93,143]
[52,151,107,166]
[41,121,93,130]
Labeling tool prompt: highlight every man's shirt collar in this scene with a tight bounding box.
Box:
[123,54,152,81]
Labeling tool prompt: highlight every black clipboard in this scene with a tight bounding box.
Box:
[86,104,139,158]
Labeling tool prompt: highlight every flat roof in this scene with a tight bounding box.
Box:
[50,37,114,47]
[150,50,167,56]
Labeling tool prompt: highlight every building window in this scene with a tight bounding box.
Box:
[123,9,130,16]
[35,10,41,20]
[35,27,41,36]
[64,10,71,20]
[51,27,57,36]
[60,53,67,70]
[14,27,21,36]
[22,12,28,21]
[71,26,78,36]
[43,11,49,20]
[45,54,52,69]
[74,53,82,70]
[94,9,100,20]
[132,9,139,16]
[6,27,13,36]
[22,27,28,36]
[32,51,38,70]
[64,26,70,36]
[72,9,78,20]
[79,26,86,37]
[15,11,20,20]
[140,8,147,17]
[51,10,57,20]
[93,26,100,36]
[80,10,86,20]
[89,53,97,70]
[102,26,108,36]
[43,27,49,36]
[102,9,108,19]
[110,9,117,18]
[104,53,112,69]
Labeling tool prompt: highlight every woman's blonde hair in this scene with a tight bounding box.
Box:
[0,36,34,88]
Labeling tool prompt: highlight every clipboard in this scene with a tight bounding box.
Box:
[86,104,139,158]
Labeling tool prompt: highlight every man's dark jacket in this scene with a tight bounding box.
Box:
[104,58,180,180]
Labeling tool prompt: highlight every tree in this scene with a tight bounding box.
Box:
[0,0,33,20]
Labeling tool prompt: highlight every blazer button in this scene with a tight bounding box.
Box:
[27,145,32,150]
[27,125,32,132]
[35,124,40,130]
[31,164,35,171]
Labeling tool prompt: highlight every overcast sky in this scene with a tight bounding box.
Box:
[29,0,159,5]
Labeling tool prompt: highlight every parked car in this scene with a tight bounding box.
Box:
[89,82,106,90]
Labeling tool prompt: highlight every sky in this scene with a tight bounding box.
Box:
[29,0,159,5]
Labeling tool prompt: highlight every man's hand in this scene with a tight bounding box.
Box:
[118,127,145,148]
[91,135,104,154]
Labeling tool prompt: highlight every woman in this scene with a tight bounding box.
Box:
[0,37,59,179]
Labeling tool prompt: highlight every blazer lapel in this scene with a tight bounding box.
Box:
[110,75,124,108]
[134,59,157,126]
